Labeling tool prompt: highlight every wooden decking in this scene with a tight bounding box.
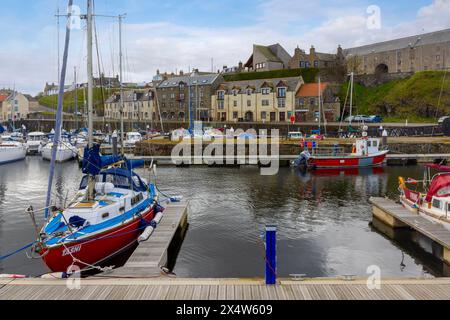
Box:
[370,197,450,264]
[111,201,189,277]
[1,278,450,300]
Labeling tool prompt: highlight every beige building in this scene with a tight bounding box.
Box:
[211,76,304,123]
[105,89,156,121]
[344,28,450,75]
[0,91,30,121]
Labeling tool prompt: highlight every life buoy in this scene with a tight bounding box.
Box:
[399,177,406,189]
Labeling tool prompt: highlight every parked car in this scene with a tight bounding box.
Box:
[438,116,450,124]
[367,115,383,123]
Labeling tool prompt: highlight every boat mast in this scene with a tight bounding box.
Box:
[349,72,354,126]
[318,77,321,133]
[119,14,125,155]
[74,66,78,130]
[86,0,95,201]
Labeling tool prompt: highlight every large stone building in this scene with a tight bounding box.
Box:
[211,76,304,123]
[344,28,450,75]
[105,89,156,122]
[289,45,346,69]
[0,91,30,121]
[156,71,223,122]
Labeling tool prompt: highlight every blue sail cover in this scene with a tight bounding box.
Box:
[82,144,122,176]
[126,159,145,170]
[0,125,5,134]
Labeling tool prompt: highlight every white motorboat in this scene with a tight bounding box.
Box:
[0,137,27,165]
[41,136,77,162]
[124,132,142,147]
[26,132,47,154]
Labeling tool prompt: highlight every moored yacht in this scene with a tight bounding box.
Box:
[399,164,450,231]
[26,132,47,154]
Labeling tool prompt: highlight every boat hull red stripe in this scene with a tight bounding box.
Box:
[308,152,387,169]
[42,208,155,273]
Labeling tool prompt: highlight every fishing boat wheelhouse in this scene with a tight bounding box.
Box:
[399,164,450,231]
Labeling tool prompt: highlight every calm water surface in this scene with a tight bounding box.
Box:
[0,157,446,278]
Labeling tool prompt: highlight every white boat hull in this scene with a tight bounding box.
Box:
[0,143,27,164]
[42,145,76,162]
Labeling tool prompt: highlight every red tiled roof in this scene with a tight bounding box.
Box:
[297,83,328,97]
[0,94,9,102]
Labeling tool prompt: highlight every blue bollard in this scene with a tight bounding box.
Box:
[265,225,277,285]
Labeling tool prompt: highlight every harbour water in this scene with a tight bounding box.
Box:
[0,157,446,278]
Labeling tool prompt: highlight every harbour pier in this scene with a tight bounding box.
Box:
[370,197,450,266]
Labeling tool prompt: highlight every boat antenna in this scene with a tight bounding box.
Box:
[45,0,74,219]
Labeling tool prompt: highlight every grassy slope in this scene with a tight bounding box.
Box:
[38,87,116,112]
[339,71,450,122]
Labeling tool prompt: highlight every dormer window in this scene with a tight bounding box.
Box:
[261,88,271,95]
[232,89,239,96]
[277,87,286,98]
[246,89,252,95]
[217,91,225,100]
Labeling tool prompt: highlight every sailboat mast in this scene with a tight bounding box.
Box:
[86,0,95,201]
[119,14,125,155]
[349,72,354,125]
[74,66,78,130]
[318,77,321,133]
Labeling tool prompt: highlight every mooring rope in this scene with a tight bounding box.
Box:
[0,241,38,261]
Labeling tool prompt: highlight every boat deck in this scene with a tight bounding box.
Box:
[1,278,450,300]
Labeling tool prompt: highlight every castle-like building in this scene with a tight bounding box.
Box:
[344,28,450,75]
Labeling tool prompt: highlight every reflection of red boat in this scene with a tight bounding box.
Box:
[294,138,389,169]
[311,166,385,176]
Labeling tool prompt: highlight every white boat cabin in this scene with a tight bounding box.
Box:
[353,138,382,156]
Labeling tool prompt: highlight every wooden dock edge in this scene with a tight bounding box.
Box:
[370,197,450,265]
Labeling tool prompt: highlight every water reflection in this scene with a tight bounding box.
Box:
[0,158,444,278]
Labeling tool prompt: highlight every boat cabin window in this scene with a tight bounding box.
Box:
[448,203,450,212]
[432,199,442,210]
[372,140,378,147]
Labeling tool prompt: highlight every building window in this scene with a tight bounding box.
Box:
[217,91,225,100]
[246,89,252,95]
[218,100,224,110]
[305,62,311,68]
[310,98,315,106]
[277,87,286,98]
[314,61,319,68]
[278,98,286,108]
[233,101,238,107]
[261,88,271,95]
[262,100,270,106]
[170,93,175,99]
[247,100,251,107]
[233,90,238,96]
[279,112,286,122]
[300,61,305,68]
[298,98,304,106]
[261,111,267,119]
[436,55,441,61]
[233,112,238,119]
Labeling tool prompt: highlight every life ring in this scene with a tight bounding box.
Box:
[399,177,406,189]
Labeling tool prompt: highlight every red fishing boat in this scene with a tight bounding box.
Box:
[294,137,389,169]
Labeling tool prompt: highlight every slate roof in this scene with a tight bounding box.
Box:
[217,76,302,93]
[344,28,450,56]
[158,73,220,88]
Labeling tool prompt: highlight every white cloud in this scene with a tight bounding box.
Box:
[1,0,450,95]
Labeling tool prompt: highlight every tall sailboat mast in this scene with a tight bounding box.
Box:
[349,72,354,126]
[318,77,321,133]
[86,0,95,201]
[119,14,125,155]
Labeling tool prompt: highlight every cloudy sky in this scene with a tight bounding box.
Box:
[0,0,449,95]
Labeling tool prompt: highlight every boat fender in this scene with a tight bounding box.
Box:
[138,226,155,243]
[398,177,406,189]
[153,212,164,224]
[40,272,68,279]
[170,196,183,203]
[154,203,165,214]
[0,274,27,279]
